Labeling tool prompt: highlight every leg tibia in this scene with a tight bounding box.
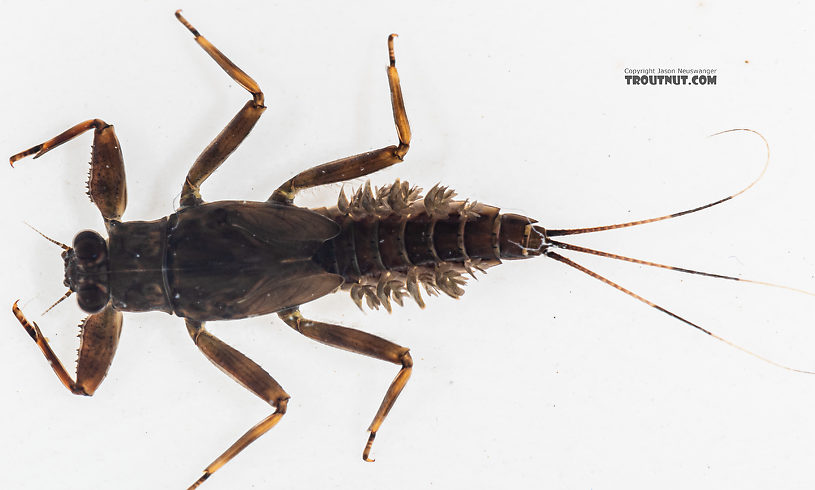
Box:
[10,119,127,222]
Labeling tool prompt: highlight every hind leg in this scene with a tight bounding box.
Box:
[269,34,411,204]
[278,307,412,462]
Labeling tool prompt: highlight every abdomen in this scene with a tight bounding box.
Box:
[312,181,545,310]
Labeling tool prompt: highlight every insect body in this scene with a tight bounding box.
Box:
[9,10,803,490]
[9,11,559,489]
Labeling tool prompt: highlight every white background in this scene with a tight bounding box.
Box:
[2,1,815,489]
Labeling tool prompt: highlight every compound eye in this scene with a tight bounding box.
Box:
[77,284,109,313]
[73,230,107,266]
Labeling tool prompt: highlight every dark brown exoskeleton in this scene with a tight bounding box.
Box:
[11,11,524,489]
[10,10,809,490]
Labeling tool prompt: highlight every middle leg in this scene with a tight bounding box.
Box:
[185,319,290,489]
[175,11,267,208]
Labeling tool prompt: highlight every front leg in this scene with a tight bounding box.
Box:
[12,302,123,396]
[9,119,127,225]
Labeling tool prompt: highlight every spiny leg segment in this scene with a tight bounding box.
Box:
[12,302,123,396]
[9,118,127,225]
